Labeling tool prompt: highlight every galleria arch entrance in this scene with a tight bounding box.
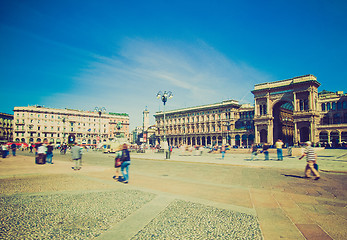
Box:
[252,75,321,145]
[273,101,294,146]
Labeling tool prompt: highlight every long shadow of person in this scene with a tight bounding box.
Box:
[281,174,308,179]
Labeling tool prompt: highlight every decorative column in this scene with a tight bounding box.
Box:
[293,122,298,145]
[268,120,274,144]
[255,124,259,143]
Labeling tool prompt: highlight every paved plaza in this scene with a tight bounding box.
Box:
[0,148,346,239]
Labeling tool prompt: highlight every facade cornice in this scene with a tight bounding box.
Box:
[154,100,241,117]
[252,75,320,94]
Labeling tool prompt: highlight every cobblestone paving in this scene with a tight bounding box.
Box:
[0,176,155,240]
[0,174,114,195]
[132,200,262,240]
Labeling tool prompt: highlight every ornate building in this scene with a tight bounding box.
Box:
[252,75,347,145]
[317,90,347,145]
[155,75,346,147]
[13,106,129,145]
[154,100,255,147]
[0,113,13,143]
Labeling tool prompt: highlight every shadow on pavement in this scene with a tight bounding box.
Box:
[282,174,308,179]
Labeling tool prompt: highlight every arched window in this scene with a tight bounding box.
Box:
[319,131,329,143]
[342,132,347,142]
[321,103,326,111]
[332,102,336,110]
[299,100,308,111]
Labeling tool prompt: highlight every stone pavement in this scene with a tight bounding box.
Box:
[0,148,346,239]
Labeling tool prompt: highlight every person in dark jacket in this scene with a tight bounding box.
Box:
[46,143,54,164]
[11,143,17,156]
[120,144,131,184]
[262,143,270,160]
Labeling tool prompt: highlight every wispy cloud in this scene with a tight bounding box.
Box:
[46,38,271,127]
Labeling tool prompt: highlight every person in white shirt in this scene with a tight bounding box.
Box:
[299,141,320,180]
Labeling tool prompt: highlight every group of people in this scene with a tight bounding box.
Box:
[1,143,17,158]
[250,139,285,161]
[35,143,54,164]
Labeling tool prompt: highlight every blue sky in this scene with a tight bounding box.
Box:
[1,0,346,129]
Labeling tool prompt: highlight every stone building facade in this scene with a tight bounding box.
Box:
[13,106,129,145]
[317,90,347,145]
[155,75,346,147]
[252,75,346,145]
[154,100,255,147]
[0,113,13,143]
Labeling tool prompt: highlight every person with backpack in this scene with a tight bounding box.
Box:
[113,146,123,180]
[120,144,131,184]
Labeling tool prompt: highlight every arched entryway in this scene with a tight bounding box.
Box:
[273,101,294,146]
[260,129,267,143]
[235,135,240,146]
[300,127,310,143]
[319,131,329,143]
[331,131,339,147]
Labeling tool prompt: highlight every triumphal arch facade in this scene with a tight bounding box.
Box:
[252,75,321,145]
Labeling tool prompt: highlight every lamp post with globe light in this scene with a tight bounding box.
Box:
[94,107,106,147]
[156,91,173,158]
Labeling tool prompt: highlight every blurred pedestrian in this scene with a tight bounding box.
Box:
[36,143,47,164]
[71,142,82,170]
[29,144,33,153]
[11,143,17,156]
[262,143,270,160]
[275,139,284,161]
[113,146,122,180]
[250,143,258,160]
[1,143,8,158]
[299,141,320,180]
[120,143,131,184]
[221,144,226,159]
[46,143,54,164]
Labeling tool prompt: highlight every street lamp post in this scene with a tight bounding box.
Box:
[62,117,66,144]
[156,91,173,158]
[94,107,106,148]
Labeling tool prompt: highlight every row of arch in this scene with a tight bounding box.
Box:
[319,131,347,143]
[163,134,255,146]
[14,138,108,145]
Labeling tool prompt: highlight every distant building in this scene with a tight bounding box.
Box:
[13,106,129,145]
[317,90,347,145]
[0,113,13,143]
[154,100,254,146]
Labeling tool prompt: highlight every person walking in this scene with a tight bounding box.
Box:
[275,139,284,161]
[1,143,8,158]
[37,143,47,164]
[299,141,320,180]
[11,143,17,156]
[113,146,122,180]
[120,143,131,184]
[46,143,54,164]
[262,143,270,160]
[221,144,226,160]
[250,143,258,160]
[71,142,82,170]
